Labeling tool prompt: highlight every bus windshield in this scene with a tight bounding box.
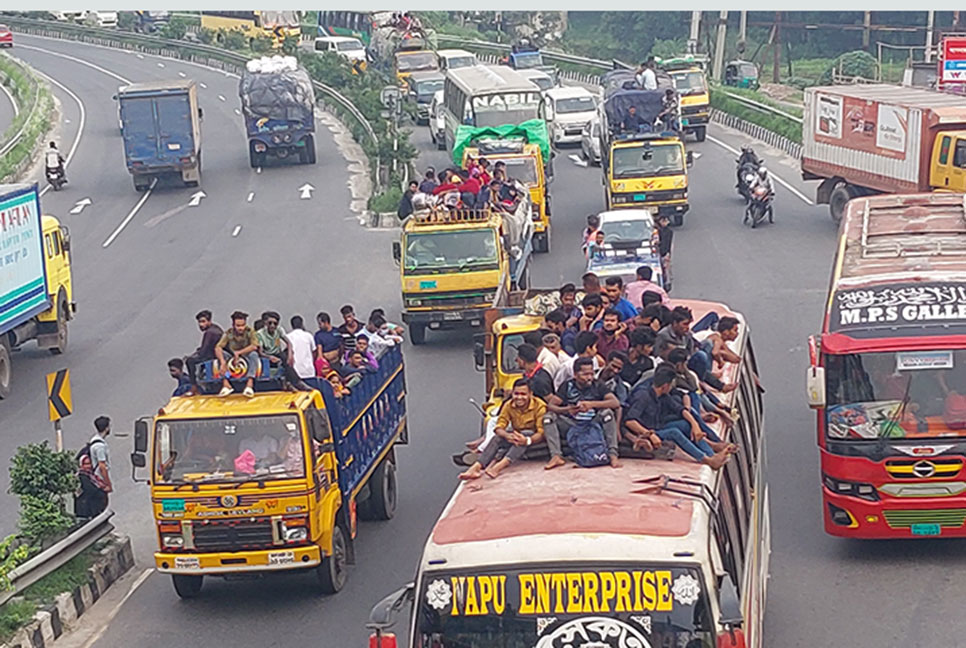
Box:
[397,52,438,72]
[154,414,306,484]
[671,71,707,95]
[513,52,543,69]
[416,565,713,648]
[612,144,684,179]
[825,350,966,440]
[404,230,499,273]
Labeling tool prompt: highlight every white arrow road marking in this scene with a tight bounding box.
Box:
[569,154,588,168]
[218,95,226,102]
[188,191,206,207]
[103,180,156,248]
[69,198,92,214]
[178,71,186,77]
[200,82,207,89]
[136,54,144,59]
[232,225,242,237]
[247,192,254,202]
[157,62,165,68]
[299,183,314,199]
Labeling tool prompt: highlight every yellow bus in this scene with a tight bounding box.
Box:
[200,11,301,47]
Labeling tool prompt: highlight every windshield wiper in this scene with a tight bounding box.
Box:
[879,378,913,444]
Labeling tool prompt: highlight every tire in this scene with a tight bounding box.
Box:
[305,135,316,165]
[0,336,11,400]
[672,212,684,227]
[409,324,426,345]
[50,298,68,355]
[367,457,397,521]
[317,525,348,594]
[694,126,707,142]
[171,574,203,599]
[829,184,852,224]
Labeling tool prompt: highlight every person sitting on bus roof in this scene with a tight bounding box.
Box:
[215,310,261,398]
[477,157,492,185]
[459,378,548,480]
[603,276,639,322]
[523,332,561,380]
[545,357,622,469]
[621,327,656,386]
[554,331,603,390]
[624,366,731,469]
[542,332,572,365]
[626,265,670,309]
[596,308,629,360]
[544,309,578,357]
[559,283,583,323]
[638,303,671,333]
[582,271,601,296]
[419,168,437,194]
[667,348,737,437]
[457,169,482,208]
[599,350,631,408]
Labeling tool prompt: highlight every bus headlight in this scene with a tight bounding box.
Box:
[284,526,308,542]
[406,298,423,307]
[162,535,184,548]
[823,474,879,501]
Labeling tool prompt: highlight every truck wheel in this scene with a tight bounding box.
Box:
[0,336,10,400]
[367,456,397,521]
[171,574,203,599]
[694,126,707,142]
[409,324,426,345]
[302,135,316,164]
[829,184,851,224]
[49,297,68,355]
[672,212,684,227]
[317,525,348,594]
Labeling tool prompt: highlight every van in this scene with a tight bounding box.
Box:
[544,86,598,145]
[517,68,555,93]
[436,48,478,72]
[428,89,445,150]
[314,36,367,70]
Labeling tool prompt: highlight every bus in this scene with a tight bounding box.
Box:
[200,11,301,47]
[807,192,966,539]
[368,297,769,648]
[442,65,544,152]
[317,11,380,46]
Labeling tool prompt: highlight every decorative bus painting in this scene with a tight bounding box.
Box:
[806,192,966,539]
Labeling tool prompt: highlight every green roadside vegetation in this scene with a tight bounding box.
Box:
[0,54,54,182]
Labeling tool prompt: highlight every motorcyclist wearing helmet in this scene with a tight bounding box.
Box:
[735,145,761,196]
[750,165,775,221]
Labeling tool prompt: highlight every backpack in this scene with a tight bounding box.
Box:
[566,420,610,468]
[76,439,108,490]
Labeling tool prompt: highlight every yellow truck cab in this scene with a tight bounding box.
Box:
[130,346,408,599]
[395,49,438,89]
[604,133,692,225]
[0,184,75,399]
[462,140,553,253]
[662,56,710,142]
[393,205,533,345]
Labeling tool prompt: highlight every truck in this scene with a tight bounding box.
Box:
[239,56,316,168]
[801,84,966,223]
[662,56,710,142]
[599,70,693,225]
[0,184,74,398]
[502,42,558,85]
[392,203,533,346]
[117,80,203,191]
[130,345,408,598]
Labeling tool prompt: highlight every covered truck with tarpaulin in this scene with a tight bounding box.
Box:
[239,56,316,168]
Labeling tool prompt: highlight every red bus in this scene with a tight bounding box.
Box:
[807,192,966,538]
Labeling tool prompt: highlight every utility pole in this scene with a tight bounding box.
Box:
[862,11,871,50]
[772,11,782,84]
[739,11,747,45]
[688,11,701,55]
[713,10,728,81]
[925,10,935,62]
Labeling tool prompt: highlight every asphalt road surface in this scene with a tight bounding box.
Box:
[4,34,963,648]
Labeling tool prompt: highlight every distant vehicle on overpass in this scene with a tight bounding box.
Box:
[200,11,300,48]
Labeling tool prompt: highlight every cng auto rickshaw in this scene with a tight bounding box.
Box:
[724,60,760,90]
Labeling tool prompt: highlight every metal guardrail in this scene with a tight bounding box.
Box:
[0,509,114,608]
[714,87,803,124]
[3,16,381,184]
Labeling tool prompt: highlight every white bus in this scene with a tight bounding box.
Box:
[367,298,770,648]
[442,65,543,151]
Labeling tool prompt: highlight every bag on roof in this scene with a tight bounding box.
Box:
[566,420,609,468]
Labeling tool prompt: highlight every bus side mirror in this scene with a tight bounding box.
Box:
[134,418,150,452]
[686,151,694,167]
[392,241,401,265]
[807,366,826,409]
[367,582,415,636]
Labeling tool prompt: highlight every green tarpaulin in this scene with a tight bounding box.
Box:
[452,119,550,167]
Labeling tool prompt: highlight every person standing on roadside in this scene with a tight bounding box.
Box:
[76,416,112,518]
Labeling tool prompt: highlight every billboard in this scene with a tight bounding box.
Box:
[813,92,908,160]
[940,36,966,86]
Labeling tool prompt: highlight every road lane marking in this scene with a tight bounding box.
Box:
[247,192,254,202]
[70,198,92,214]
[256,167,262,174]
[234,108,241,115]
[568,153,588,167]
[80,568,154,648]
[179,71,186,77]
[188,190,206,207]
[157,62,165,68]
[30,68,86,198]
[299,183,314,199]
[218,94,226,102]
[706,133,814,206]
[200,82,207,88]
[19,43,130,83]
[136,53,144,59]
[102,179,156,248]
[232,225,242,237]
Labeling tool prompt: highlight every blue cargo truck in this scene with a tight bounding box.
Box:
[239,56,316,168]
[116,80,202,191]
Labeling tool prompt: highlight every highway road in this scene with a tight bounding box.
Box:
[4,33,965,648]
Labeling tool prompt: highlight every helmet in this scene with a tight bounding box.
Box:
[757,166,768,178]
[741,145,752,154]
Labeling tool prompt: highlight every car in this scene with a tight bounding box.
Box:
[0,24,12,48]
[313,36,368,70]
[406,70,444,125]
[428,89,445,150]
[91,11,118,28]
[50,11,87,22]
[586,209,664,287]
[580,118,603,165]
[517,68,555,94]
[545,86,598,146]
[436,49,479,73]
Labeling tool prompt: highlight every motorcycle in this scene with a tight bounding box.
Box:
[735,160,758,202]
[744,183,773,228]
[46,165,67,191]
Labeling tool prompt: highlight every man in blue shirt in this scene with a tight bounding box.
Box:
[168,358,193,397]
[314,311,343,365]
[603,276,638,321]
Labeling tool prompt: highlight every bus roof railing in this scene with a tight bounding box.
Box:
[410,207,493,225]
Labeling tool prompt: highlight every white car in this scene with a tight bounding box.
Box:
[428,89,445,150]
[517,68,555,94]
[545,86,598,146]
[90,11,118,27]
[50,10,87,22]
[580,118,603,165]
[587,209,663,286]
[313,36,367,66]
[437,49,479,72]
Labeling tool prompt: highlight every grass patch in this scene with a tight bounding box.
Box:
[716,85,802,119]
[368,184,403,213]
[0,599,35,643]
[710,86,802,143]
[0,53,53,182]
[22,550,92,605]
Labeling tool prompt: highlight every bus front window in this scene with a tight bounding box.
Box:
[612,144,684,179]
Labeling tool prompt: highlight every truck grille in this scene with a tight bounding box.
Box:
[191,519,276,551]
[883,508,966,529]
[682,105,707,116]
[404,292,493,309]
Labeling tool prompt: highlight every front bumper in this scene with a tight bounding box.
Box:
[681,112,709,127]
[823,489,966,539]
[156,544,321,575]
[402,308,489,329]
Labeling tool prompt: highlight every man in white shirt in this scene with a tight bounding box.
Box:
[285,315,317,379]
[641,58,658,90]
[359,313,402,358]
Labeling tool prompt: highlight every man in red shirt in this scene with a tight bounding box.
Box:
[596,308,629,359]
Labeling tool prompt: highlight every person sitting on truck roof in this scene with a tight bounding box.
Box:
[185,309,223,384]
[524,331,561,379]
[622,327,656,386]
[459,379,548,480]
[398,180,419,220]
[339,349,376,388]
[626,265,670,309]
[545,357,622,469]
[578,293,606,333]
[215,310,261,398]
[360,313,402,358]
[515,343,555,399]
[370,308,406,338]
[621,105,646,134]
[476,157,492,185]
[419,168,437,194]
[544,308,578,357]
[554,330,603,390]
[338,305,363,352]
[168,358,194,397]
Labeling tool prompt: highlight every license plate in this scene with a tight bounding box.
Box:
[681,118,689,126]
[443,311,463,321]
[633,194,647,201]
[911,523,941,536]
[268,551,295,565]
[174,556,200,570]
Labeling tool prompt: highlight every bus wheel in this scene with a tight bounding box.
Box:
[317,526,348,594]
[0,336,10,399]
[409,324,426,345]
[367,456,397,521]
[172,574,204,599]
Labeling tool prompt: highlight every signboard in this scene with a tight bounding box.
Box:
[46,368,72,422]
[0,185,48,332]
[830,282,966,334]
[940,36,966,86]
[813,93,907,160]
[472,91,541,112]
